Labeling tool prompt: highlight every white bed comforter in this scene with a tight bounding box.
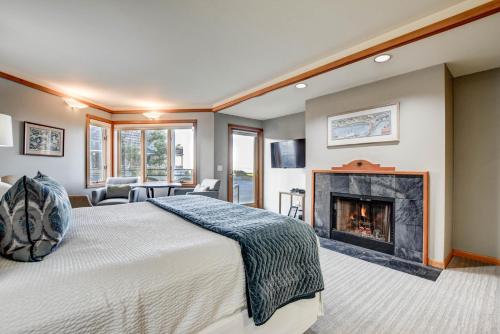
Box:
[0,202,247,334]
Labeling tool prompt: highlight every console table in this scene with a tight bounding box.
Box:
[279,191,305,221]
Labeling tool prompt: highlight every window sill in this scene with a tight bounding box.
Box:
[86,183,105,189]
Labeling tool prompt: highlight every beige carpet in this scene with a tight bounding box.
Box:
[306,248,499,334]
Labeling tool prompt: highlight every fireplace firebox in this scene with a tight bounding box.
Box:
[330,192,395,255]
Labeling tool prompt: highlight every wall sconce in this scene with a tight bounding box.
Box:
[143,111,162,120]
[63,97,88,110]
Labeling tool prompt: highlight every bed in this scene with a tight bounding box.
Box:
[0,201,322,334]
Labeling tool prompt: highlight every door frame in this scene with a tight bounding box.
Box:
[227,124,264,208]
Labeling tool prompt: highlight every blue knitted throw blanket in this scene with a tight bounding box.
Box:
[148,195,324,326]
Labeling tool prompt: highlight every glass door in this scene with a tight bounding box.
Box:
[228,125,263,207]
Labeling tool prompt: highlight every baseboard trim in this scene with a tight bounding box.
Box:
[428,258,446,269]
[428,249,499,269]
[444,250,454,268]
[452,249,500,266]
[428,250,453,269]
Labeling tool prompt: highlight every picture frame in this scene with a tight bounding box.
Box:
[24,122,65,157]
[288,205,299,219]
[327,103,399,147]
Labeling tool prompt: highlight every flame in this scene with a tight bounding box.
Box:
[361,205,367,218]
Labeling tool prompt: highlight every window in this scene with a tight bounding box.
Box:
[86,118,112,187]
[145,129,169,181]
[116,123,196,185]
[173,128,194,183]
[118,130,142,178]
[86,118,196,187]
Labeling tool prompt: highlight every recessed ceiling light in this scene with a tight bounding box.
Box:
[295,83,307,89]
[374,54,392,63]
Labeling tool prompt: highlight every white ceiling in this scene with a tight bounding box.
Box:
[0,0,465,109]
[221,11,500,120]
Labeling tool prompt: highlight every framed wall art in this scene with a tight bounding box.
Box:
[327,103,399,147]
[24,122,65,157]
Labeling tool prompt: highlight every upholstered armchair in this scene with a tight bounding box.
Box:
[173,179,221,199]
[91,177,140,206]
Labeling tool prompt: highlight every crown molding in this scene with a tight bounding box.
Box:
[1,1,499,115]
[0,71,113,113]
[0,71,213,114]
[110,108,213,114]
[212,0,500,112]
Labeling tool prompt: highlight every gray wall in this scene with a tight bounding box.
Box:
[0,77,215,196]
[262,112,306,212]
[263,111,305,139]
[213,111,306,208]
[453,68,500,259]
[213,113,263,201]
[0,77,110,195]
[305,65,453,262]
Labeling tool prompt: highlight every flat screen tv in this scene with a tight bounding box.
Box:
[271,139,305,168]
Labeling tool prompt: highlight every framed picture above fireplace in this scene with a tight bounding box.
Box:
[327,103,399,147]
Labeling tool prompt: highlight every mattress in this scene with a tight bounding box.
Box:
[0,202,321,334]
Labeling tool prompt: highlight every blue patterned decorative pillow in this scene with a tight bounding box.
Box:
[0,172,72,261]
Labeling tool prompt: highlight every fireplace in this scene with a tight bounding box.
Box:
[330,192,395,255]
[313,162,426,263]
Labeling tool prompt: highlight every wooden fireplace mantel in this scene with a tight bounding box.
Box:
[331,160,396,172]
[311,160,430,266]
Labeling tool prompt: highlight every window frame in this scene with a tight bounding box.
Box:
[171,127,197,186]
[227,124,263,208]
[85,115,113,188]
[144,128,170,183]
[114,121,197,186]
[116,128,147,180]
[116,127,171,182]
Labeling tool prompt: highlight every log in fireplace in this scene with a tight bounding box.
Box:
[330,192,395,255]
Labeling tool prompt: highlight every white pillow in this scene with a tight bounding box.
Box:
[200,179,218,190]
[0,181,12,199]
[193,184,209,192]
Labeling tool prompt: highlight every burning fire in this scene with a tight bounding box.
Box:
[360,205,367,218]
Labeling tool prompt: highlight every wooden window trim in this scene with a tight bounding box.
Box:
[141,129,146,181]
[187,122,198,187]
[172,123,198,187]
[116,128,152,182]
[115,122,197,185]
[87,115,197,187]
[85,115,113,188]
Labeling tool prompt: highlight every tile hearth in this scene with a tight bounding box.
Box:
[320,238,441,281]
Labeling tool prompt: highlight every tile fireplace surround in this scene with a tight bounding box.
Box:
[312,160,429,265]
